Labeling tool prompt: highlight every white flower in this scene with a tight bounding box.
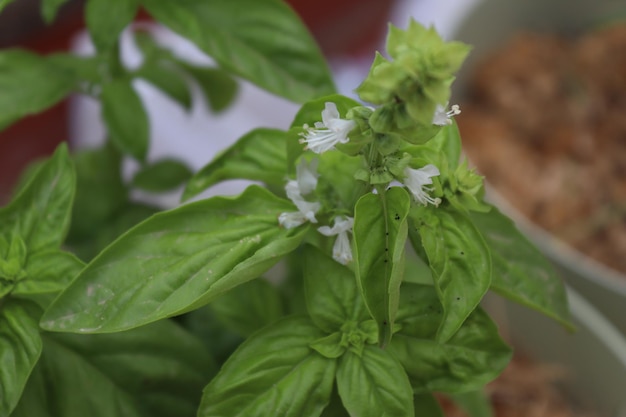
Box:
[279,159,321,229]
[278,211,314,229]
[403,164,442,206]
[318,216,354,265]
[299,102,356,153]
[432,103,461,126]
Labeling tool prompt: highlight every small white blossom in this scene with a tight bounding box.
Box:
[278,211,313,229]
[299,102,356,153]
[318,216,354,265]
[279,159,321,229]
[432,103,461,126]
[403,164,442,206]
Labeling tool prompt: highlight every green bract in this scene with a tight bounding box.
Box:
[356,20,471,141]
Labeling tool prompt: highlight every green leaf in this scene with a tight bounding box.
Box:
[132,158,193,192]
[180,64,238,112]
[40,0,71,23]
[101,79,149,161]
[50,320,214,417]
[141,0,335,102]
[470,205,573,329]
[388,283,511,393]
[303,245,367,333]
[67,144,128,243]
[86,0,138,51]
[0,49,76,131]
[15,251,84,307]
[410,204,492,342]
[198,316,336,417]
[10,334,143,417]
[41,186,307,333]
[0,299,42,416]
[209,277,285,337]
[336,345,414,417]
[353,187,411,347]
[0,143,75,253]
[183,128,288,201]
[136,63,193,110]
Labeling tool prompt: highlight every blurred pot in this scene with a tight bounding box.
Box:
[484,287,626,417]
[452,0,626,335]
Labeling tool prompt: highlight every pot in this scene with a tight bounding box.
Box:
[451,0,626,335]
[484,287,626,417]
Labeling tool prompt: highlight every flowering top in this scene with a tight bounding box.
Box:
[279,159,321,229]
[300,102,356,154]
[432,104,461,126]
[402,164,441,206]
[318,216,354,265]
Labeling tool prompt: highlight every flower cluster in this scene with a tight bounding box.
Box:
[278,157,355,265]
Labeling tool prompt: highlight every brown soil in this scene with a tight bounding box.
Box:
[458,23,626,275]
[439,355,599,417]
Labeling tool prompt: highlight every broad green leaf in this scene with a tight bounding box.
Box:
[410,204,492,342]
[132,158,193,192]
[47,53,103,85]
[101,79,149,161]
[353,187,411,347]
[388,283,511,393]
[141,0,335,102]
[15,250,84,306]
[303,245,368,333]
[67,144,127,243]
[10,334,142,417]
[0,50,76,130]
[470,205,573,329]
[41,186,307,333]
[136,63,193,110]
[180,64,238,112]
[199,316,336,417]
[0,299,42,416]
[86,0,138,51]
[336,345,414,417]
[209,277,285,337]
[0,143,75,253]
[40,0,71,23]
[48,320,214,417]
[183,128,288,201]
[132,31,239,112]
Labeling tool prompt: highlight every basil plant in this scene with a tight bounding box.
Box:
[0,0,571,415]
